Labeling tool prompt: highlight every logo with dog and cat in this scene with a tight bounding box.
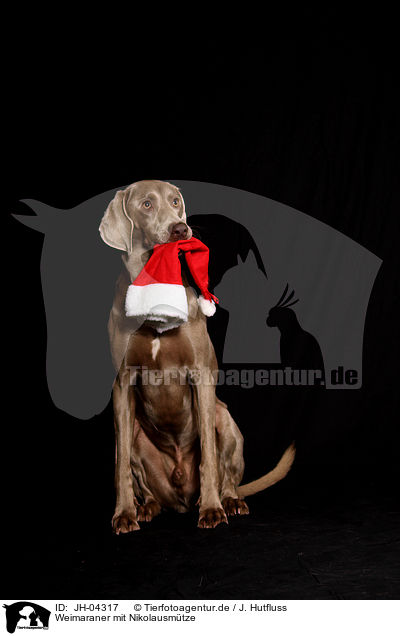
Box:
[2,602,51,633]
[12,180,382,418]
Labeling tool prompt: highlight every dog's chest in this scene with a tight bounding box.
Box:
[127,328,198,442]
[126,327,196,370]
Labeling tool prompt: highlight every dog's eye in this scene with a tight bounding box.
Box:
[172,198,179,206]
[143,200,152,210]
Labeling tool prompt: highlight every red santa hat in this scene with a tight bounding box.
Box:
[125,237,218,333]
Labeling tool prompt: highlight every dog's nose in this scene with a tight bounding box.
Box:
[170,223,188,241]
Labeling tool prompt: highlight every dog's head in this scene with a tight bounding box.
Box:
[99,180,192,252]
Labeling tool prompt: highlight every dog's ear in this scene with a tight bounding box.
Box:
[99,188,134,253]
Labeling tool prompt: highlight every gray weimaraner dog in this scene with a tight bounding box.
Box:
[99,180,295,532]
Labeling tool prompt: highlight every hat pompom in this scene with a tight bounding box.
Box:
[198,295,216,316]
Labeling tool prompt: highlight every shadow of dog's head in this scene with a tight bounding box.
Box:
[99,180,192,252]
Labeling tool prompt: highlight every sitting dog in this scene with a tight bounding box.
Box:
[99,180,295,532]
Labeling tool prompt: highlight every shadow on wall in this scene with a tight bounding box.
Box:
[188,212,267,363]
[266,284,325,386]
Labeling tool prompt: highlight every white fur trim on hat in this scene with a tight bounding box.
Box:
[125,283,188,323]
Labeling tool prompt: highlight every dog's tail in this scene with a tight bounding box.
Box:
[237,442,296,497]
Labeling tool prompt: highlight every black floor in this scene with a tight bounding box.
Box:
[5,470,399,600]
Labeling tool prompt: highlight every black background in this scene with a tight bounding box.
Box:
[3,8,399,599]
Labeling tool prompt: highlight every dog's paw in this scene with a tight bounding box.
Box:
[112,510,140,534]
[137,501,161,522]
[198,507,228,529]
[222,497,249,516]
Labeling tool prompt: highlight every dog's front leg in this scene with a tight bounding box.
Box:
[112,366,139,534]
[195,374,228,529]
